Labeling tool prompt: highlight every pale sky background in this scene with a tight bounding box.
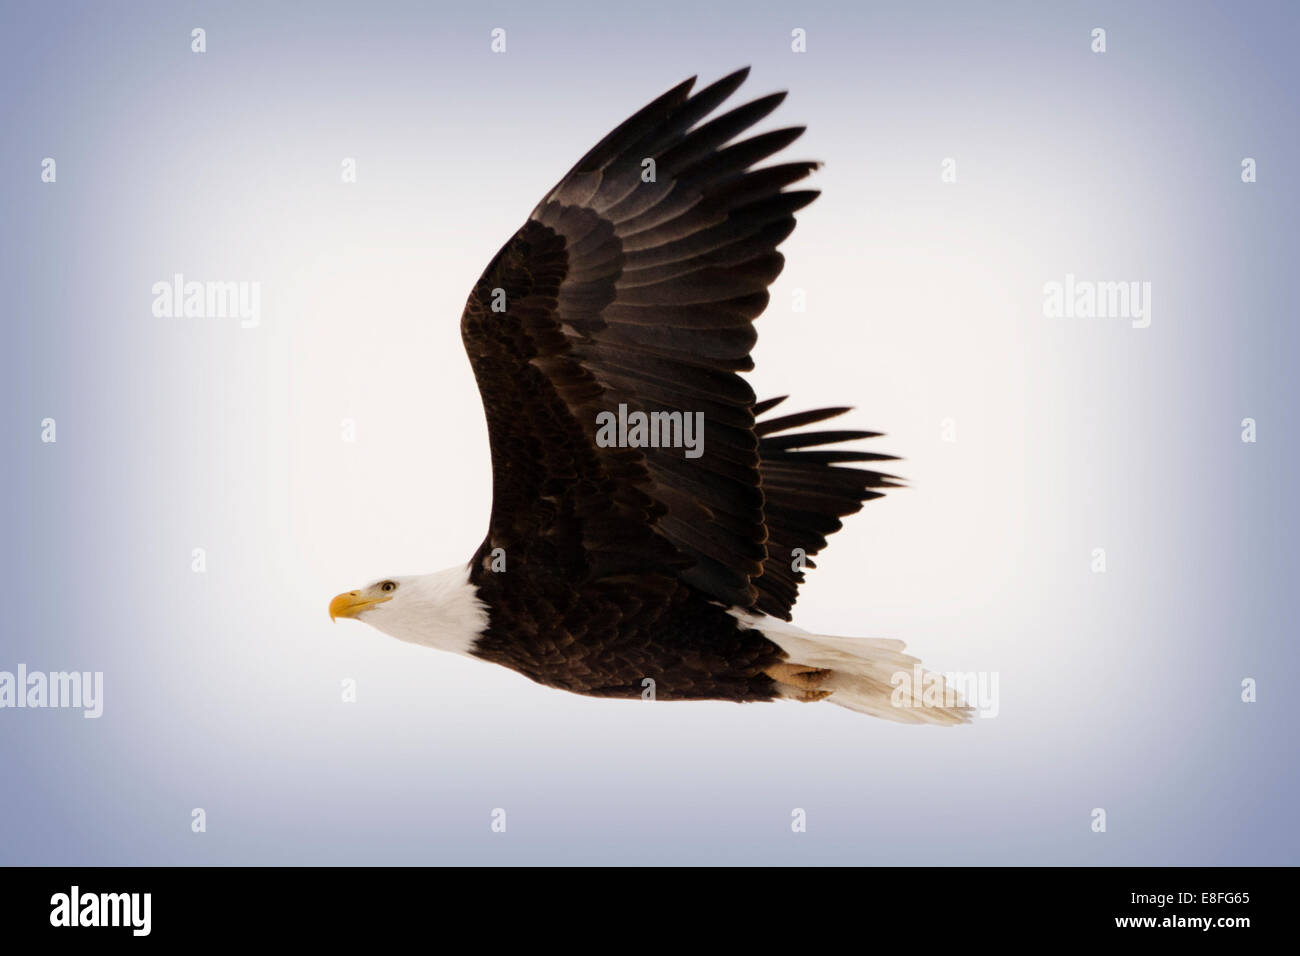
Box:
[1,0,1296,864]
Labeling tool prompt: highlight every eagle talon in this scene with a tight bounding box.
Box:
[764,661,834,691]
[795,689,833,703]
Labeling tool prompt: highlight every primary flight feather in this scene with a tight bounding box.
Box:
[329,68,970,724]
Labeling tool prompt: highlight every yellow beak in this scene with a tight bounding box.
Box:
[329,590,390,621]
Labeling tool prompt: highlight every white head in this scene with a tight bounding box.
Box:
[328,564,488,657]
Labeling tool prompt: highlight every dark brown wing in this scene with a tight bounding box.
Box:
[749,397,903,620]
[460,68,818,606]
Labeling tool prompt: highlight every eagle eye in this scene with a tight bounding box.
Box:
[379,581,397,593]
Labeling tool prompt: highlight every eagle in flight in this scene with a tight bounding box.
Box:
[330,69,969,724]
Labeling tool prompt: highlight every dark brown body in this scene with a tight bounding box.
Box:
[470,555,783,700]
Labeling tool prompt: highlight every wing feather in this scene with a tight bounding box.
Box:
[461,69,822,606]
[750,402,903,619]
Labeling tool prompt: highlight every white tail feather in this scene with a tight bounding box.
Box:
[732,611,972,725]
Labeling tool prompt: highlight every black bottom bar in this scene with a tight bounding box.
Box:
[0,866,1280,941]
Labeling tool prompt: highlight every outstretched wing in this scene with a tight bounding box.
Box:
[749,397,902,620]
[461,68,818,606]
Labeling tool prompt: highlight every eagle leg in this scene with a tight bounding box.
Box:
[764,661,833,701]
[793,689,833,703]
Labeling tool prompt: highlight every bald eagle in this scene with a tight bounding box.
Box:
[330,69,969,724]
